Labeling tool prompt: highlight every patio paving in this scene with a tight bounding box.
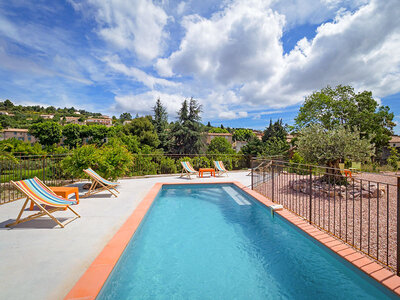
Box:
[0,171,250,300]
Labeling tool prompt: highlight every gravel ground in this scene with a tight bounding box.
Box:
[254,171,399,270]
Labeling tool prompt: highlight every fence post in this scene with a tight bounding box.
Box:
[309,166,313,224]
[397,177,400,276]
[251,167,254,190]
[42,157,46,184]
[271,163,275,202]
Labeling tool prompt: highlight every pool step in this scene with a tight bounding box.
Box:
[222,186,251,205]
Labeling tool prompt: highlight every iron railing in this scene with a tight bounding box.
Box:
[0,153,252,204]
[251,159,400,275]
[0,154,73,205]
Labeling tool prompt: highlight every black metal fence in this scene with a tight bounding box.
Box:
[0,153,252,205]
[0,154,73,205]
[251,159,400,275]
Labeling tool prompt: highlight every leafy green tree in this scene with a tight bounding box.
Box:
[207,137,235,154]
[125,116,160,149]
[120,112,132,120]
[209,127,229,133]
[29,121,62,147]
[233,129,255,142]
[240,137,265,156]
[262,119,287,143]
[264,137,290,156]
[81,125,109,146]
[169,98,203,154]
[295,85,394,153]
[62,124,82,148]
[387,147,399,171]
[152,98,169,150]
[296,124,375,177]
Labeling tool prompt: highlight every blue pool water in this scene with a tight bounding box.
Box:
[98,184,397,299]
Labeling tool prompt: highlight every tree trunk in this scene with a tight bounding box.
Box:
[323,159,347,185]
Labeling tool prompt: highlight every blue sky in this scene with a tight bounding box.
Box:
[0,0,399,132]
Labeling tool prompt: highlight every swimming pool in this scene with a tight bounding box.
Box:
[97,183,397,299]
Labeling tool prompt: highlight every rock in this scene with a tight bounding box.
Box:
[82,183,91,190]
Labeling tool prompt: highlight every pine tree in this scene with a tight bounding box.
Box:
[152,98,169,150]
[169,98,203,154]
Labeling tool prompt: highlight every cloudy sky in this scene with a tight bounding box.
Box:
[0,0,399,130]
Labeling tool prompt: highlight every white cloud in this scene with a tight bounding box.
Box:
[74,0,169,62]
[155,0,400,112]
[102,55,179,88]
[112,91,185,117]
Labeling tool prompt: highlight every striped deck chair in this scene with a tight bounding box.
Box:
[7,177,80,228]
[180,161,198,179]
[82,168,120,198]
[214,161,228,177]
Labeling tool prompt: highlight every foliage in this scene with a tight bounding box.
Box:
[207,137,235,154]
[387,147,399,171]
[125,116,160,149]
[240,137,265,156]
[232,129,255,142]
[263,137,290,156]
[0,138,45,156]
[208,127,229,133]
[296,124,375,169]
[29,121,62,147]
[289,152,308,175]
[81,125,109,146]
[169,98,203,154]
[120,112,132,120]
[153,98,169,150]
[62,124,82,148]
[262,119,287,143]
[295,85,395,153]
[61,142,133,180]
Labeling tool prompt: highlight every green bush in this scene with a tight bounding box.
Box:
[191,156,211,169]
[61,143,133,180]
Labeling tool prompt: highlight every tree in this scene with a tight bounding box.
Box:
[233,129,255,142]
[295,85,394,153]
[29,121,62,147]
[207,137,235,154]
[152,98,169,150]
[296,124,375,179]
[240,137,265,156]
[387,147,399,171]
[262,119,287,143]
[120,112,132,120]
[264,137,290,156]
[62,124,82,148]
[80,125,110,146]
[209,127,229,133]
[169,98,203,154]
[125,116,160,149]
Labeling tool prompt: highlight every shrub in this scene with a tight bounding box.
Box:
[61,143,133,180]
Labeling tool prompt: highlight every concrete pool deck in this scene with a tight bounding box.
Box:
[0,172,251,300]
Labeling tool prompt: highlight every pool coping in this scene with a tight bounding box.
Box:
[64,181,400,299]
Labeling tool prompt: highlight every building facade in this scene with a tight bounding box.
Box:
[0,128,37,143]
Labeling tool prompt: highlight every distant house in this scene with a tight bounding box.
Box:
[0,128,37,144]
[205,132,233,144]
[253,130,263,140]
[86,116,112,127]
[40,114,54,119]
[64,116,84,125]
[123,120,132,125]
[381,136,400,161]
[233,140,248,152]
[0,111,14,116]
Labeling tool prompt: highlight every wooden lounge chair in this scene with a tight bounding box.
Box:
[82,168,120,198]
[214,161,228,177]
[7,177,80,228]
[180,161,198,179]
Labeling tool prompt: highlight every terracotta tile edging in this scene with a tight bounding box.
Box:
[65,181,400,299]
[64,182,164,300]
[235,182,400,297]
